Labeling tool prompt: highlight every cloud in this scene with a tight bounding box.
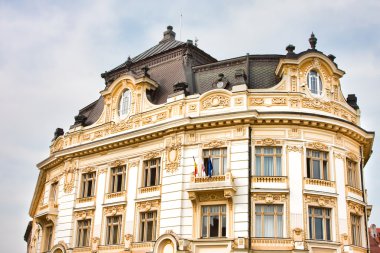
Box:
[1,1,380,251]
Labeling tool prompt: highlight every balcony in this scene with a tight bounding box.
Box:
[346,185,363,201]
[36,200,58,217]
[137,185,161,200]
[187,172,236,200]
[304,178,336,193]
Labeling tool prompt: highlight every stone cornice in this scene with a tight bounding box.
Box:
[37,110,374,172]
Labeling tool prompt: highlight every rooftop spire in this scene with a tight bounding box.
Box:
[309,32,317,50]
[160,25,176,43]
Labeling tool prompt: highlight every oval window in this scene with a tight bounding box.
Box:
[307,70,322,95]
[119,89,131,117]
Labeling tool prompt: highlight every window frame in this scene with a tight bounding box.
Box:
[200,204,227,238]
[347,159,361,189]
[110,166,126,193]
[307,70,323,96]
[118,89,131,117]
[105,215,123,245]
[139,211,158,242]
[44,224,54,251]
[49,182,58,203]
[142,158,161,188]
[80,172,96,198]
[306,149,329,180]
[76,219,92,247]
[308,206,332,241]
[202,148,228,176]
[350,214,362,246]
[254,204,284,238]
[254,146,282,176]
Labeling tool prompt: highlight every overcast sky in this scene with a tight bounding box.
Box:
[1,0,380,252]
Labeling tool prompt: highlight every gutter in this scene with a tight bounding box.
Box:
[248,126,252,252]
[360,145,370,253]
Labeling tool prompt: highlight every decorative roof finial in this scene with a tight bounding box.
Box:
[142,66,150,78]
[309,32,317,50]
[125,56,132,70]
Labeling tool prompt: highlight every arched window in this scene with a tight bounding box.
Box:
[307,70,322,95]
[119,89,131,117]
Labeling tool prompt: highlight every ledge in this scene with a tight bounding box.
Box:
[139,185,161,194]
[76,196,95,204]
[105,191,126,199]
[251,238,294,250]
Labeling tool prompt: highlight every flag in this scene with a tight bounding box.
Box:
[193,156,198,176]
[207,157,213,177]
[200,158,206,177]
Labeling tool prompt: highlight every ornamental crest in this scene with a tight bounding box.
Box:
[63,160,77,193]
[165,143,182,173]
[201,94,230,110]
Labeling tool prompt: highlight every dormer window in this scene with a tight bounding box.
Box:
[119,89,131,117]
[307,70,322,95]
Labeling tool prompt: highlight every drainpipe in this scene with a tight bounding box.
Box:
[360,145,370,253]
[248,126,252,252]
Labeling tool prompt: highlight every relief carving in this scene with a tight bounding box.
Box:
[307,142,328,151]
[302,98,332,113]
[63,160,77,193]
[136,200,160,212]
[144,151,160,160]
[104,205,125,216]
[199,192,225,202]
[346,151,359,162]
[272,97,287,105]
[305,194,336,207]
[286,145,303,153]
[249,97,264,106]
[203,140,226,148]
[166,143,182,173]
[201,94,230,110]
[74,209,95,219]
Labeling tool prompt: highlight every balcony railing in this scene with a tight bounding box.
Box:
[76,196,95,204]
[305,178,335,188]
[105,191,126,199]
[252,176,287,184]
[251,238,294,250]
[131,242,155,249]
[138,185,161,194]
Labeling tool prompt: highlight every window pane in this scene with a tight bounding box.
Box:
[150,167,156,186]
[277,214,283,237]
[222,215,226,236]
[313,160,321,179]
[264,215,274,237]
[256,156,261,175]
[315,217,323,240]
[326,218,331,240]
[212,158,220,175]
[276,157,282,176]
[256,214,262,237]
[210,215,219,237]
[264,157,274,176]
[202,216,208,237]
[147,221,153,241]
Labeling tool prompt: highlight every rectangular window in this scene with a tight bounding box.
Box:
[143,159,160,187]
[347,160,361,189]
[203,148,227,176]
[255,204,283,238]
[306,149,329,180]
[76,219,91,247]
[80,172,96,198]
[201,205,226,238]
[351,214,362,246]
[49,182,58,203]
[140,211,157,242]
[308,207,331,240]
[255,147,282,176]
[106,215,122,245]
[110,166,126,193]
[44,225,53,251]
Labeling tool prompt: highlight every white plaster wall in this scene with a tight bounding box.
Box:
[335,157,348,236]
[288,147,304,230]
[125,164,138,235]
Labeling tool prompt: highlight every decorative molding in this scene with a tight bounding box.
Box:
[136,199,160,212]
[74,209,95,219]
[124,234,133,250]
[106,191,126,199]
[143,151,160,160]
[128,160,139,169]
[198,192,225,202]
[307,142,328,151]
[334,152,344,159]
[165,143,182,173]
[272,97,287,105]
[305,178,335,188]
[302,98,332,113]
[305,194,336,207]
[346,151,359,162]
[98,168,108,174]
[201,94,230,110]
[255,138,281,146]
[194,175,226,183]
[347,201,365,215]
[188,104,197,112]
[139,185,161,194]
[286,145,303,152]
[103,204,125,216]
[234,97,244,106]
[253,193,287,203]
[63,160,77,193]
[82,166,96,173]
[249,97,264,106]
[203,140,226,149]
[252,176,287,184]
[109,159,125,167]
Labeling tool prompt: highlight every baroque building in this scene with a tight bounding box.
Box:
[27,26,374,253]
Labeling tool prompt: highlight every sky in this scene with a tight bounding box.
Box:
[1,0,380,252]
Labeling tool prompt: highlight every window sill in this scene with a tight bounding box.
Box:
[305,239,340,246]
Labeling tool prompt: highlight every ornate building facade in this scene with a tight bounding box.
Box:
[27,26,374,253]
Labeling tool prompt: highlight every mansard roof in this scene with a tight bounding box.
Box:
[70,30,345,129]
